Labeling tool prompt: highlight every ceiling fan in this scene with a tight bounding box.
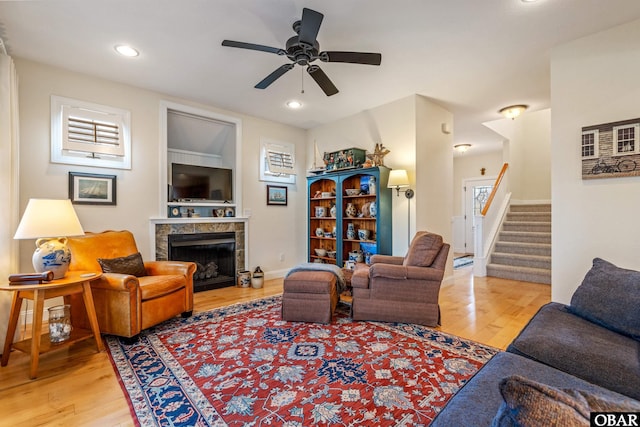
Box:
[222,8,382,96]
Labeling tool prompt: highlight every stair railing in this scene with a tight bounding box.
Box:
[474,163,511,276]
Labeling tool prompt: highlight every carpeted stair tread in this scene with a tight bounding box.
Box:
[509,204,551,213]
[506,212,551,222]
[494,241,551,256]
[498,231,551,244]
[486,263,551,285]
[491,252,551,269]
[502,221,551,232]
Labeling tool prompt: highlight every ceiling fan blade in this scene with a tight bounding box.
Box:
[255,64,295,89]
[307,65,338,96]
[298,8,323,47]
[222,40,285,55]
[320,51,382,66]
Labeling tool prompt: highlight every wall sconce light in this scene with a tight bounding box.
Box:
[14,199,85,279]
[387,169,415,245]
[454,144,472,153]
[499,104,528,120]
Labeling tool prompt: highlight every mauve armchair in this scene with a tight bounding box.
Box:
[351,231,450,327]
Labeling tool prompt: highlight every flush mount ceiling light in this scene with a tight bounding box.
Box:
[454,144,472,153]
[499,104,528,120]
[114,45,139,57]
[521,0,539,3]
[286,100,302,109]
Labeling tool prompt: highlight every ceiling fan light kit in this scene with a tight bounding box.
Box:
[222,8,382,96]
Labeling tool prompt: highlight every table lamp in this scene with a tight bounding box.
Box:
[14,199,85,279]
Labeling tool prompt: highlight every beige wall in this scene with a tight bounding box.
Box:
[483,109,551,203]
[415,95,453,244]
[14,59,307,277]
[551,19,640,303]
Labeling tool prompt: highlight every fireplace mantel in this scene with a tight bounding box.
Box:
[149,216,249,272]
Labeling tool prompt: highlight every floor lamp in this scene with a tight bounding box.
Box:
[387,170,415,246]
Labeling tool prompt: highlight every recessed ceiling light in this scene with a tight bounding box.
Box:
[521,0,538,3]
[114,45,139,57]
[286,100,302,109]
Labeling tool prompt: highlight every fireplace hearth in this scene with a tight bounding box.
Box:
[168,232,236,292]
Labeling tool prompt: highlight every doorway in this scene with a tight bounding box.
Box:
[463,178,495,254]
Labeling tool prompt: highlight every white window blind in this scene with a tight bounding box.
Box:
[51,95,132,169]
[260,138,296,183]
[266,149,295,175]
[62,105,125,156]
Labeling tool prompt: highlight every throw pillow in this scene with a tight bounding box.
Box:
[492,375,640,427]
[97,252,147,277]
[403,232,443,267]
[569,257,640,339]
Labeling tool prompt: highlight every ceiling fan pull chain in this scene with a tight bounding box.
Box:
[301,67,305,94]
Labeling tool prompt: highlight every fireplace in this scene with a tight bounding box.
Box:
[168,232,236,292]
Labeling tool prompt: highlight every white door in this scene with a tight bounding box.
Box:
[463,178,495,254]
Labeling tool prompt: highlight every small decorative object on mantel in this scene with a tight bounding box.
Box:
[582,118,640,179]
[366,143,390,167]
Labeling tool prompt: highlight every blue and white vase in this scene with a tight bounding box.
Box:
[369,202,377,218]
[346,223,356,240]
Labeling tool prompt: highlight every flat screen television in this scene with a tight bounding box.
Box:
[170,163,233,202]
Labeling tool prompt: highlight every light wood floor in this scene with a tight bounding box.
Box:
[0,266,550,426]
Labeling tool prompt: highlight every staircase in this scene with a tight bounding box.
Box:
[486,203,551,284]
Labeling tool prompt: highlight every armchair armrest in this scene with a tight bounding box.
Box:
[144,261,196,277]
[370,264,444,281]
[91,273,139,292]
[370,255,404,265]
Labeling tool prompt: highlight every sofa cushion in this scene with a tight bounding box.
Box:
[430,352,638,427]
[507,302,640,400]
[492,375,590,426]
[402,232,443,267]
[570,257,640,339]
[492,375,640,426]
[97,252,147,277]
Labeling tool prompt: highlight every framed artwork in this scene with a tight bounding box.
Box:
[266,185,287,206]
[69,172,117,205]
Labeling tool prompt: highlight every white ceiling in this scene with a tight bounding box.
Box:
[2,0,640,154]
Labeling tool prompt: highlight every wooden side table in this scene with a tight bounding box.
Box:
[0,271,104,379]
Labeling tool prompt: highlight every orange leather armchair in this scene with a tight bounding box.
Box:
[66,230,196,339]
[351,231,450,327]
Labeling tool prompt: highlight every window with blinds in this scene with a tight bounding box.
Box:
[51,96,131,169]
[260,139,296,183]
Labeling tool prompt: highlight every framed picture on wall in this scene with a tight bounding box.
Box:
[266,185,287,206]
[69,172,117,205]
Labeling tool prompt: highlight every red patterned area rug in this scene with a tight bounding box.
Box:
[106,296,497,426]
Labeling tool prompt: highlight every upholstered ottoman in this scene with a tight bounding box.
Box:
[282,271,338,323]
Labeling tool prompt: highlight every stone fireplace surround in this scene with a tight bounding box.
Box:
[150,217,249,280]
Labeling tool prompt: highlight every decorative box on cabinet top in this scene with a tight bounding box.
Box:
[323,148,366,171]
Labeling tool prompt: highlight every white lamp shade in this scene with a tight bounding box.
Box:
[387,169,410,188]
[14,199,84,239]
